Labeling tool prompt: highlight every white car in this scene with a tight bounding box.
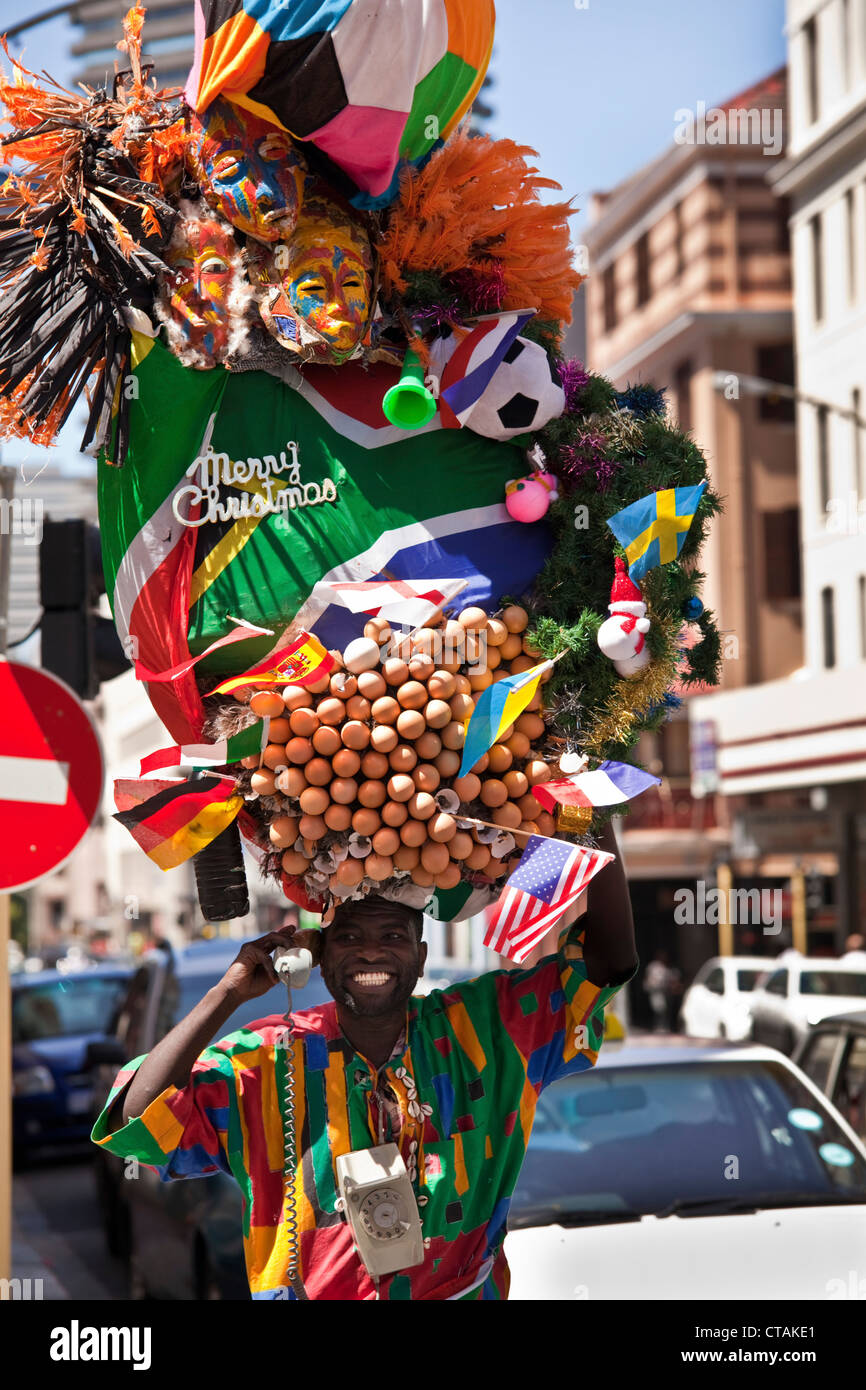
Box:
[506,1037,866,1300]
[748,956,866,1055]
[680,955,769,1040]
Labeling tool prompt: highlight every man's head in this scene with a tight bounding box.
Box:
[319,897,426,1020]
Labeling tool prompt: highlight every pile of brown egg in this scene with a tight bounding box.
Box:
[233,604,558,903]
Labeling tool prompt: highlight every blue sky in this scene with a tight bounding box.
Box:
[0,0,786,471]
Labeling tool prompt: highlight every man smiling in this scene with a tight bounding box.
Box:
[93,824,636,1300]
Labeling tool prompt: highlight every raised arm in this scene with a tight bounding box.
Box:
[581,821,638,988]
[116,929,291,1126]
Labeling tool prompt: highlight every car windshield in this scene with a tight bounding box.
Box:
[12,976,128,1042]
[799,971,866,997]
[511,1059,866,1227]
[736,969,763,991]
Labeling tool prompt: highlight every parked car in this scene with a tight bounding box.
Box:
[794,1011,866,1147]
[680,955,769,1040]
[506,1036,866,1300]
[747,956,866,1054]
[92,937,332,1298]
[12,964,132,1162]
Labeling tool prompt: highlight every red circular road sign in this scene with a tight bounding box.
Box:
[0,659,104,893]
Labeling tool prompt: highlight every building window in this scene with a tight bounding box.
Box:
[860,576,866,660]
[810,214,824,322]
[762,510,801,599]
[757,343,795,423]
[821,586,836,669]
[673,360,692,433]
[846,187,857,302]
[854,388,863,498]
[673,201,685,278]
[635,232,651,307]
[602,262,617,332]
[817,405,831,513]
[804,17,819,124]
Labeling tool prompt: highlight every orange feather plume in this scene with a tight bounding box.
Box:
[379,127,585,334]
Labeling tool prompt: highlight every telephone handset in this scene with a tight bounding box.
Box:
[273,944,313,992]
[335,1144,425,1279]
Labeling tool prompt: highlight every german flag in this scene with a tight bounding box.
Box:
[113,775,244,871]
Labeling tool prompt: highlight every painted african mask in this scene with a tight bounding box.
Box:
[248,183,374,364]
[154,200,251,368]
[188,98,306,243]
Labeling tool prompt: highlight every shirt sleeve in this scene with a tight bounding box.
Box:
[90,1043,237,1181]
[484,918,637,1091]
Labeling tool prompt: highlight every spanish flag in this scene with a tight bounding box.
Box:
[606,481,707,581]
[113,775,244,871]
[459,661,552,779]
[207,631,334,696]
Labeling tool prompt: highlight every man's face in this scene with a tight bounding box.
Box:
[319,906,426,1019]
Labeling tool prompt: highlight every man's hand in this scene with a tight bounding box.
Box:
[219,926,322,1003]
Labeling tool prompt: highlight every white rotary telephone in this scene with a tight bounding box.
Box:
[335,1144,425,1279]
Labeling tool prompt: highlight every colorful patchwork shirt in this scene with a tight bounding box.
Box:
[92,923,629,1300]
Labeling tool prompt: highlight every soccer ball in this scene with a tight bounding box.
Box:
[465,337,565,441]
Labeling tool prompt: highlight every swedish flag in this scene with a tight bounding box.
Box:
[606,481,707,580]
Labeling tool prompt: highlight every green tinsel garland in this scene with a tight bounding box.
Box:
[502,364,725,833]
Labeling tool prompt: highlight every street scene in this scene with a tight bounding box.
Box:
[0,0,864,1349]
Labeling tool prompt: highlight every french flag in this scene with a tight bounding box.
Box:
[531,760,661,813]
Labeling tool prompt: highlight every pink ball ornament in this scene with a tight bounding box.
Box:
[505,471,558,523]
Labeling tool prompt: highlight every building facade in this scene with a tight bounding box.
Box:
[583,71,804,996]
[72,0,194,92]
[691,0,866,953]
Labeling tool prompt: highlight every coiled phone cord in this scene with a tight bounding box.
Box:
[280,1018,309,1301]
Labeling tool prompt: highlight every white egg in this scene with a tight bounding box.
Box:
[343,637,382,674]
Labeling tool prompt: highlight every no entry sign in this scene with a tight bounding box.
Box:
[0,659,104,893]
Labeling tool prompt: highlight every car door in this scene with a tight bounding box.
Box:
[683,965,715,1036]
[702,967,726,1036]
[756,969,789,1047]
[833,1032,866,1145]
[797,1027,846,1097]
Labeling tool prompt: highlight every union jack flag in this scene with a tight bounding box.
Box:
[484,835,614,963]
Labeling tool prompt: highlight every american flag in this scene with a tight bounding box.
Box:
[484,835,614,963]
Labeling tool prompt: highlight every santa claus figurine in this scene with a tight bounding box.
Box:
[597,557,651,677]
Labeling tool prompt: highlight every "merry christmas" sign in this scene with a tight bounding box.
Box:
[172,439,338,528]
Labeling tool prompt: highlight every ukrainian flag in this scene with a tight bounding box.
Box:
[459,661,551,778]
[607,481,707,581]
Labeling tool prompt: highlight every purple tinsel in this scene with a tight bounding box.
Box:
[558,431,622,493]
[450,264,506,315]
[559,358,591,413]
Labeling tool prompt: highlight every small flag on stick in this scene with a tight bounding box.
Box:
[606,481,707,580]
[139,719,270,776]
[207,631,333,695]
[113,776,244,871]
[325,577,467,627]
[484,834,614,963]
[531,759,661,813]
[459,660,552,778]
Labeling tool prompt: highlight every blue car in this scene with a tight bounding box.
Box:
[12,964,132,1162]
